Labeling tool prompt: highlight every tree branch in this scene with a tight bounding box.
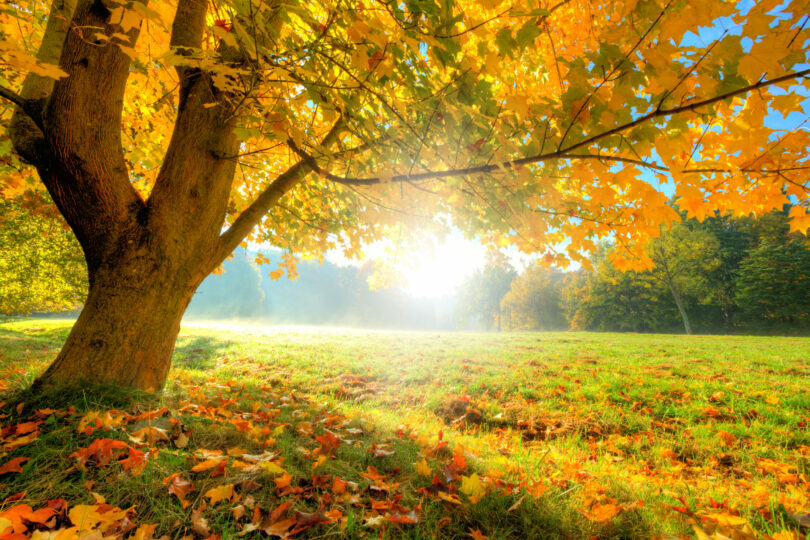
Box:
[0,86,43,130]
[213,118,346,268]
[311,68,810,186]
[7,0,77,164]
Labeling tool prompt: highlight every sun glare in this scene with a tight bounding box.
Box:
[403,236,487,298]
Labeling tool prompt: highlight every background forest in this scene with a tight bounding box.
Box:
[3,201,809,334]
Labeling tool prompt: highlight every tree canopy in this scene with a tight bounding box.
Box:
[2,0,809,272]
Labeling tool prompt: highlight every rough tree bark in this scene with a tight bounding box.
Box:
[7,0,324,391]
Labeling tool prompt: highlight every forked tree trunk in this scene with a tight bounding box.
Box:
[6,0,336,392]
[34,258,200,391]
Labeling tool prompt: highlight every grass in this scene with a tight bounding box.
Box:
[0,318,808,539]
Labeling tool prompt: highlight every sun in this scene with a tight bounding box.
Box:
[403,235,488,298]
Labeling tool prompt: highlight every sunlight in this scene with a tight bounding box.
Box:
[403,235,487,298]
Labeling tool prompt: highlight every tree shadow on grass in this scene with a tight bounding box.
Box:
[172,334,234,371]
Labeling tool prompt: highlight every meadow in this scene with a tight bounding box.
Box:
[0,319,808,539]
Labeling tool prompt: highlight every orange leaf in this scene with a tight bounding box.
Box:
[192,458,226,473]
[204,484,234,506]
[0,457,29,475]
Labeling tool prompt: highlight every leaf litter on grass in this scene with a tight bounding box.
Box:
[0,321,808,539]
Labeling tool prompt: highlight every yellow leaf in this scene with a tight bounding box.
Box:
[415,458,432,477]
[204,484,234,506]
[584,502,621,522]
[68,505,103,530]
[260,461,287,475]
[459,473,486,503]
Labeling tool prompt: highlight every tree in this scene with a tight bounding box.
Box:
[566,246,678,332]
[500,265,565,330]
[735,238,810,326]
[1,0,808,389]
[646,221,720,334]
[455,262,516,330]
[698,214,753,328]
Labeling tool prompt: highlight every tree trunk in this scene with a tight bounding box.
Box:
[6,0,336,393]
[667,282,692,335]
[34,254,201,391]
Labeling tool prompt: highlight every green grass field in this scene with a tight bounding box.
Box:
[0,319,808,539]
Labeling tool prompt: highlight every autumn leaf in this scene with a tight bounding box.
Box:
[716,430,736,447]
[460,474,486,503]
[263,517,297,537]
[192,458,226,473]
[129,426,170,445]
[68,504,104,530]
[204,484,235,506]
[191,508,212,537]
[165,475,194,508]
[415,458,432,477]
[290,509,333,535]
[314,431,341,456]
[583,501,622,522]
[260,461,287,475]
[469,528,489,540]
[0,457,29,475]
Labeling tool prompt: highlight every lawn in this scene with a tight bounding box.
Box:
[0,319,808,539]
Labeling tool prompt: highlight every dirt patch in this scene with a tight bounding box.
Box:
[327,373,380,402]
[435,395,482,425]
[507,413,612,442]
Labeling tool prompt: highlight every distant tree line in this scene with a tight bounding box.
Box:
[4,198,808,335]
[185,250,454,329]
[457,208,810,334]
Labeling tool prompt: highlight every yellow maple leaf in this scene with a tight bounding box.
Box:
[204,484,234,506]
[260,461,287,475]
[460,473,486,503]
[68,505,104,530]
[584,501,622,522]
[415,458,432,477]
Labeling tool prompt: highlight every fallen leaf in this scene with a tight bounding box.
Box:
[290,509,332,535]
[191,509,212,537]
[716,430,736,446]
[192,458,226,473]
[260,461,286,475]
[167,476,194,508]
[0,457,30,475]
[415,458,432,477]
[460,473,486,503]
[205,484,235,506]
[130,426,170,445]
[584,501,622,522]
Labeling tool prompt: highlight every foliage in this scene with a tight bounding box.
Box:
[0,200,86,314]
[735,239,810,324]
[496,209,810,334]
[646,219,722,333]
[566,246,680,332]
[1,0,809,271]
[1,319,809,538]
[500,266,566,330]
[454,262,516,330]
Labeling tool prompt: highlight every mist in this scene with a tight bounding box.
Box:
[182,249,457,330]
